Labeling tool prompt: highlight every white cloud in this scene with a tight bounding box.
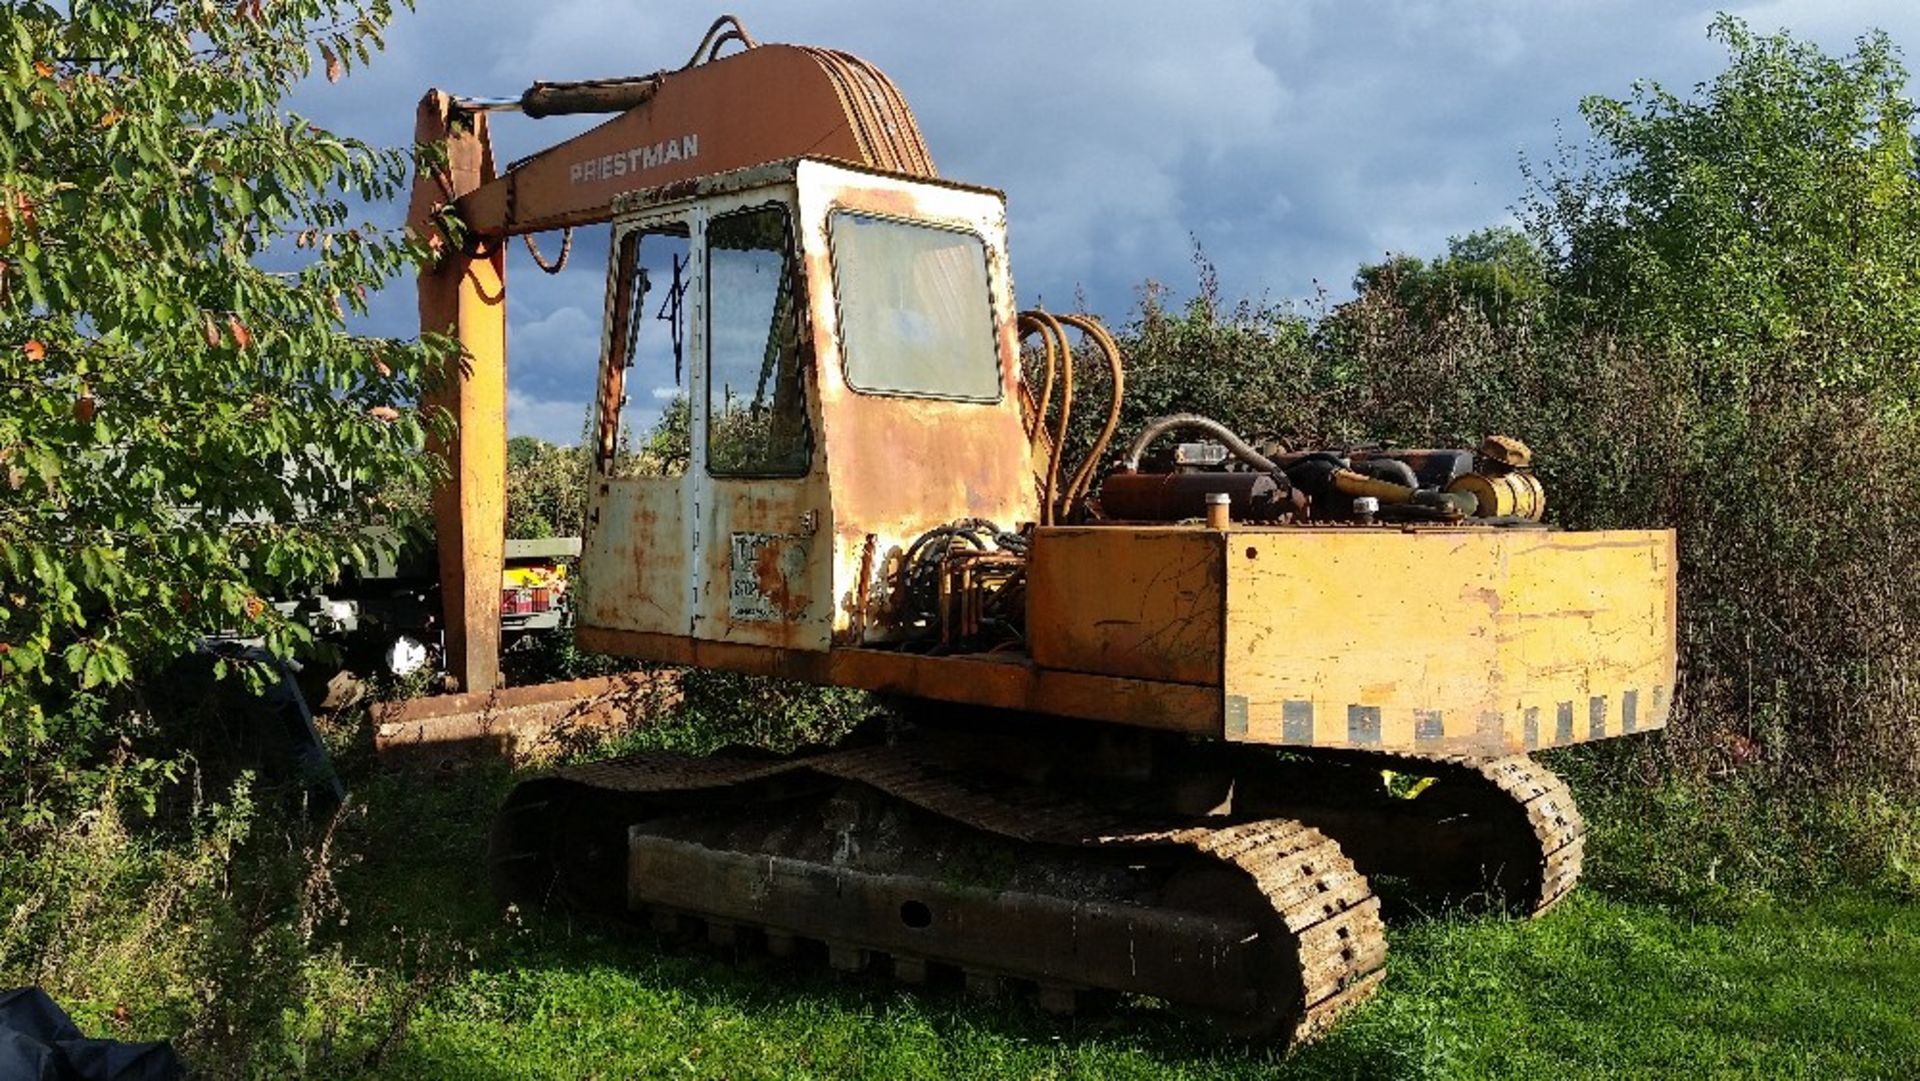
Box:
[506,388,591,445]
[1727,0,1919,44]
[508,303,602,403]
[302,0,1920,328]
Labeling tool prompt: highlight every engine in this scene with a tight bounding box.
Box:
[1096,416,1546,527]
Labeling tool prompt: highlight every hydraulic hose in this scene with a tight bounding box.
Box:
[1122,414,1284,474]
[1054,314,1126,521]
[1330,468,1416,504]
[1018,311,1129,525]
[1350,457,1419,491]
[1028,312,1073,526]
[1018,313,1058,443]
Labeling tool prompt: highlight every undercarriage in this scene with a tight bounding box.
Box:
[489,709,1584,1038]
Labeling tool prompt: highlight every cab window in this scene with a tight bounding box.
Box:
[705,204,811,476]
[829,211,1000,401]
[600,224,692,477]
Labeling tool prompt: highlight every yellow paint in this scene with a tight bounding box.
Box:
[1223,528,1673,755]
[433,248,507,693]
[502,564,567,589]
[1026,525,1676,755]
[413,94,507,694]
[1028,528,1221,685]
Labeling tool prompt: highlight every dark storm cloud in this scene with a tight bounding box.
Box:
[293,1,1920,441]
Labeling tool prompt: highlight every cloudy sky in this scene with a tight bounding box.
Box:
[289,1,1920,443]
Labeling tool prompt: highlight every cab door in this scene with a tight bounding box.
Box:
[688,190,833,650]
[576,211,700,639]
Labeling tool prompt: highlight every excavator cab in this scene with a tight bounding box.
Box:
[575,160,1037,658]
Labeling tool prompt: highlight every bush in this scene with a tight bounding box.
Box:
[505,436,589,540]
[1557,751,1920,904]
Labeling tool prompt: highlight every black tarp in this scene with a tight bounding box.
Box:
[0,989,184,1081]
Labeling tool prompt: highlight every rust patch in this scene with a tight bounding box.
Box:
[373,670,681,766]
[851,186,922,221]
[729,531,813,622]
[753,538,791,611]
[579,478,689,635]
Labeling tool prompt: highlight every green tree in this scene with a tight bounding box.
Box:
[1350,226,1549,330]
[505,436,589,539]
[507,434,546,470]
[1096,254,1331,459]
[0,1,450,811]
[1528,15,1920,388]
[641,393,692,473]
[1520,15,1920,782]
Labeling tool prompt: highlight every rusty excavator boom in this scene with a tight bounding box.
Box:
[399,15,1676,1040]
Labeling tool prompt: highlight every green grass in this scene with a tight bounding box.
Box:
[10,702,1919,1079]
[250,760,1920,1080]
[345,890,1918,1081]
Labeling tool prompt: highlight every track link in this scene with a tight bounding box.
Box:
[1464,754,1586,913]
[1237,750,1586,915]
[492,742,1387,1041]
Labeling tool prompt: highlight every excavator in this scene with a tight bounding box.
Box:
[403,16,1676,1040]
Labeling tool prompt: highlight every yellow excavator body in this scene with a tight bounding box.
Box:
[400,16,1676,1041]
